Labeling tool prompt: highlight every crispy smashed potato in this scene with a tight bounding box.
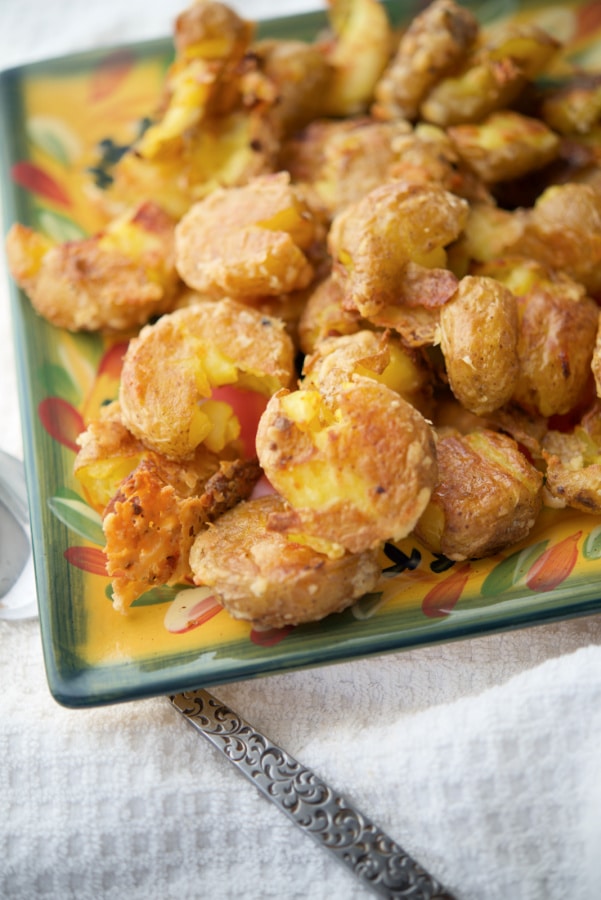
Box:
[281,117,489,220]
[119,299,295,459]
[505,183,601,295]
[439,275,519,416]
[8,0,601,626]
[256,379,437,554]
[175,172,321,297]
[328,180,468,317]
[420,22,560,127]
[297,275,363,354]
[189,494,381,628]
[416,429,543,560]
[6,202,179,332]
[542,404,601,513]
[448,111,560,184]
[373,0,479,121]
[105,455,261,612]
[476,258,598,417]
[301,329,433,415]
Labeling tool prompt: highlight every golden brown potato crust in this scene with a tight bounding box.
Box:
[439,275,519,415]
[415,429,543,560]
[174,172,321,298]
[105,455,261,612]
[256,379,437,553]
[6,203,180,332]
[328,180,468,317]
[373,0,479,121]
[119,299,295,459]
[189,494,381,628]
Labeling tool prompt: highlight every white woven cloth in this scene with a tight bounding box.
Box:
[2,2,601,899]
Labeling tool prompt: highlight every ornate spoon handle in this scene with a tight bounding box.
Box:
[169,689,455,899]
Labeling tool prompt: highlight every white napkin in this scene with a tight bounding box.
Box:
[2,616,601,900]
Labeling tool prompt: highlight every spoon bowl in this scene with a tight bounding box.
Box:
[0,448,37,620]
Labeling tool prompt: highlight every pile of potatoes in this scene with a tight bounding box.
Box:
[7,0,601,627]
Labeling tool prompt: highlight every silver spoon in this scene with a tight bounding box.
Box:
[0,446,456,898]
[0,447,37,620]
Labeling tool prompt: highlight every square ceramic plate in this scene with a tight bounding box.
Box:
[2,0,601,708]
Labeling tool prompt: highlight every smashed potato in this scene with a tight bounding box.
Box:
[416,429,543,560]
[175,172,321,297]
[105,455,261,612]
[256,379,437,554]
[447,111,560,184]
[119,299,295,459]
[439,275,519,416]
[328,180,468,317]
[301,329,433,415]
[189,494,381,628]
[6,202,179,332]
[476,258,598,417]
[372,0,479,121]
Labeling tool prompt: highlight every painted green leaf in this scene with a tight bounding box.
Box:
[27,115,82,167]
[480,540,549,597]
[37,362,80,406]
[582,525,601,560]
[36,209,87,243]
[131,584,185,607]
[48,490,104,545]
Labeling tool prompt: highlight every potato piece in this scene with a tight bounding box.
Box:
[252,39,332,137]
[542,423,601,514]
[457,201,528,266]
[320,0,392,117]
[97,2,279,219]
[415,429,543,560]
[189,493,381,628]
[448,111,560,184]
[283,118,489,219]
[105,455,261,613]
[119,299,295,459]
[439,275,519,415]
[505,182,601,294]
[592,312,601,399]
[74,403,147,511]
[540,74,601,136]
[372,0,479,121]
[302,329,433,415]
[105,108,279,220]
[256,378,437,553]
[298,275,362,354]
[420,24,559,127]
[137,2,254,159]
[175,172,320,298]
[6,202,179,332]
[477,257,598,417]
[328,180,468,317]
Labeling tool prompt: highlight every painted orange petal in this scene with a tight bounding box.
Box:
[164,588,223,634]
[526,531,582,594]
[64,545,108,576]
[11,161,70,207]
[422,563,471,618]
[250,626,295,646]
[577,2,601,39]
[98,340,128,378]
[89,49,137,103]
[38,396,85,452]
